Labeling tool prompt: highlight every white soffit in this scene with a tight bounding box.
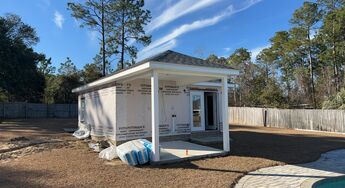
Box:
[72,61,239,93]
[193,82,237,88]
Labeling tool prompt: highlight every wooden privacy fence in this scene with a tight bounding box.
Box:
[229,107,345,133]
[229,107,265,126]
[0,102,77,119]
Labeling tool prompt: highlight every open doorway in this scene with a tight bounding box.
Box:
[204,92,217,130]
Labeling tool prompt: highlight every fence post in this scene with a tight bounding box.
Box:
[69,104,71,118]
[263,108,267,127]
[24,102,27,119]
[341,111,345,133]
[0,102,3,123]
[46,103,48,118]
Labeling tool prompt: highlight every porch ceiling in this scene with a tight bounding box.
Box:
[160,73,217,86]
[118,71,219,86]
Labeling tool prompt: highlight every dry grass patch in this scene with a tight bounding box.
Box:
[1,120,345,188]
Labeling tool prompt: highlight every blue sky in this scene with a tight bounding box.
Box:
[0,0,305,69]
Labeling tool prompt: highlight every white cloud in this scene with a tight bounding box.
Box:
[224,47,231,52]
[145,0,175,14]
[146,0,221,33]
[88,31,98,41]
[142,11,229,54]
[37,0,50,10]
[250,45,269,62]
[138,39,177,61]
[139,0,262,60]
[54,11,64,29]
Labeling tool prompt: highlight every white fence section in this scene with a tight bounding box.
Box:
[0,102,77,119]
[229,107,345,133]
[229,107,265,126]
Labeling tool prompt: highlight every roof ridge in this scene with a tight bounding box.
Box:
[166,50,206,62]
[141,49,234,69]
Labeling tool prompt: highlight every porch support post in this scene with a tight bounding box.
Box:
[77,95,81,127]
[151,71,160,161]
[222,76,230,152]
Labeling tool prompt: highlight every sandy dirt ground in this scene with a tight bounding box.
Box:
[1,119,345,188]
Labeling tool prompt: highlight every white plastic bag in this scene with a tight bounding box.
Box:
[99,145,118,160]
[72,129,90,139]
[88,143,101,152]
[116,141,138,166]
[73,122,90,139]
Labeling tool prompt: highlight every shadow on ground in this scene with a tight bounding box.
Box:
[0,166,54,188]
[229,125,345,164]
[148,124,345,177]
[0,119,78,142]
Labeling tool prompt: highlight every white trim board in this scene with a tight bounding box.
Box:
[72,61,239,94]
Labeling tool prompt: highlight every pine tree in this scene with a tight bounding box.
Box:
[109,0,151,69]
[68,0,111,76]
[290,2,321,108]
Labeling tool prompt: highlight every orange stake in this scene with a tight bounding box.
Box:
[186,149,188,156]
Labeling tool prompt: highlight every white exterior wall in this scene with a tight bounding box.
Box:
[80,86,116,140]
[115,79,190,141]
[76,80,226,142]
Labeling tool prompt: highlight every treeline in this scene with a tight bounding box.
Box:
[0,14,104,103]
[3,0,345,109]
[207,0,345,109]
[0,0,151,104]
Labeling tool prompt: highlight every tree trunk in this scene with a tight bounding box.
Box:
[233,89,237,106]
[239,91,242,106]
[265,63,269,81]
[307,29,316,108]
[284,68,291,106]
[101,0,106,76]
[120,10,125,70]
[333,22,339,92]
[323,66,331,97]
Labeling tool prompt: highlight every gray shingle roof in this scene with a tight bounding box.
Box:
[82,50,235,85]
[139,50,234,69]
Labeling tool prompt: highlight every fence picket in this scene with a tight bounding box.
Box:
[0,102,77,119]
[229,107,345,133]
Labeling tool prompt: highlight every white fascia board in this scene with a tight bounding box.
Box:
[72,62,151,93]
[150,61,239,76]
[193,82,238,88]
[72,61,239,93]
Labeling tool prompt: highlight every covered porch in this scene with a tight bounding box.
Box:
[146,62,235,162]
[73,50,238,163]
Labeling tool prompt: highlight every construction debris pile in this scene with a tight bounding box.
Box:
[72,127,154,166]
[0,136,65,160]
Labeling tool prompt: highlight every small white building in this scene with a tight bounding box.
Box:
[72,50,239,162]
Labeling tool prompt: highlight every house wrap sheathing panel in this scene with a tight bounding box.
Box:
[79,78,225,142]
[83,86,116,140]
[115,79,190,141]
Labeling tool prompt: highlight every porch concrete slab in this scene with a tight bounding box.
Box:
[191,136,223,145]
[152,141,226,165]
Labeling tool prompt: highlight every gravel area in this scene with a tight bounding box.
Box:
[0,120,345,188]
